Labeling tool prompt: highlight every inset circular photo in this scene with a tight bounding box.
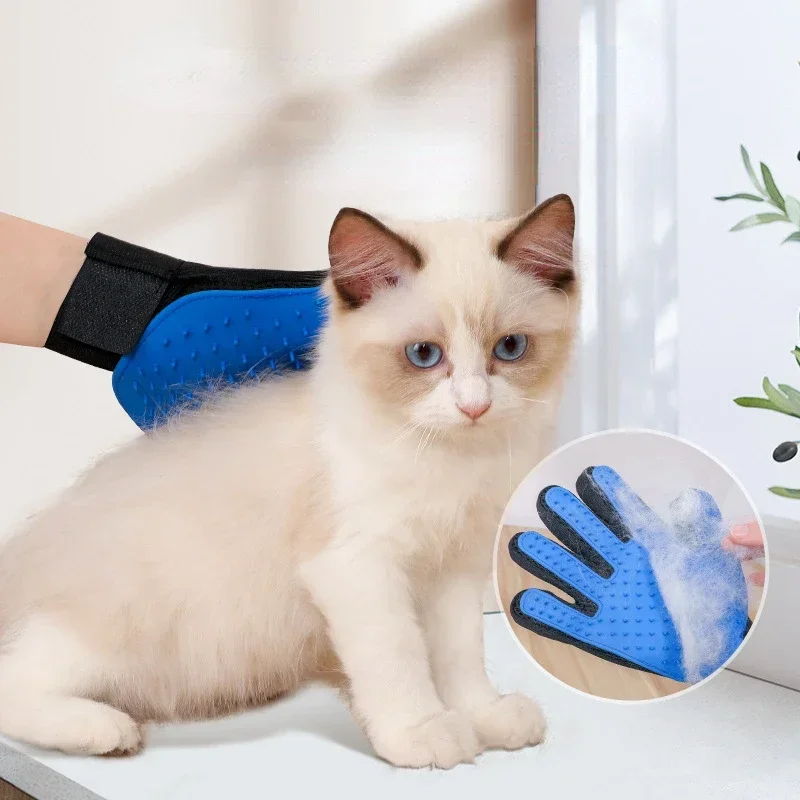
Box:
[494,429,767,702]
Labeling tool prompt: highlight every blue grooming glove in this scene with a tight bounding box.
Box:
[509,466,749,683]
[112,287,327,429]
[43,231,328,430]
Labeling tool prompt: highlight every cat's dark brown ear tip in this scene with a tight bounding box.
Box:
[328,207,367,254]
[330,207,371,229]
[535,194,576,235]
[543,193,574,209]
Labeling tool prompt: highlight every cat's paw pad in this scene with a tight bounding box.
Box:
[469,693,546,751]
[373,710,481,769]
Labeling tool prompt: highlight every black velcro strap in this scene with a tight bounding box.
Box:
[45,234,181,369]
[45,234,330,371]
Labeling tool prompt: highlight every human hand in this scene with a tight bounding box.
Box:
[721,521,765,586]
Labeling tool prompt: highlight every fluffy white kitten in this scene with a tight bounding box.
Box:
[0,195,577,768]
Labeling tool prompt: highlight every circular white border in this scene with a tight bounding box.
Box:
[492,427,769,705]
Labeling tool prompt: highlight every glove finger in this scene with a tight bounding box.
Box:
[576,465,665,546]
[512,587,688,680]
[537,485,628,578]
[509,531,606,614]
[511,588,594,641]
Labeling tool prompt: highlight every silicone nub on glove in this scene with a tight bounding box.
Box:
[509,466,749,683]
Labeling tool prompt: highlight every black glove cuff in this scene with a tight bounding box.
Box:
[45,233,327,370]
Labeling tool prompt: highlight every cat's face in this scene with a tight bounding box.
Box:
[325,196,577,440]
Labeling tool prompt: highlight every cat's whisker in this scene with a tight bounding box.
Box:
[415,425,435,462]
[414,429,425,462]
[390,420,423,448]
[426,427,442,456]
[416,426,432,461]
[392,420,415,439]
[389,417,418,439]
[519,396,550,405]
[420,426,439,458]
[552,286,572,330]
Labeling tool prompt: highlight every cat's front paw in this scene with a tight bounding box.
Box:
[469,693,546,751]
[372,710,481,769]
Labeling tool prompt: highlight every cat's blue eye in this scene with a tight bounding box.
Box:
[493,334,528,362]
[405,342,443,369]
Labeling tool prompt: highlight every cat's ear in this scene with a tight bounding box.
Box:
[328,208,422,308]
[496,194,576,290]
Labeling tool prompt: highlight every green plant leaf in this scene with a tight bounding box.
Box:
[794,346,800,368]
[763,377,800,416]
[733,396,783,412]
[730,213,787,231]
[769,486,800,499]
[740,145,764,194]
[786,196,800,225]
[714,193,764,202]
[779,383,800,407]
[761,163,786,210]
[784,231,800,243]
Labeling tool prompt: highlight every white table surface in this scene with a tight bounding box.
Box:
[2,613,799,800]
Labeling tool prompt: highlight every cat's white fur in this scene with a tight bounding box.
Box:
[0,198,577,768]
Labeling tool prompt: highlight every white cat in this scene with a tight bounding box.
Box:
[0,195,578,769]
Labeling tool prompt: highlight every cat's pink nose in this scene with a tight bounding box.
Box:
[457,401,491,421]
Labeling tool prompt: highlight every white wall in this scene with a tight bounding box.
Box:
[535,0,582,446]
[676,0,800,521]
[0,0,534,536]
[537,0,678,442]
